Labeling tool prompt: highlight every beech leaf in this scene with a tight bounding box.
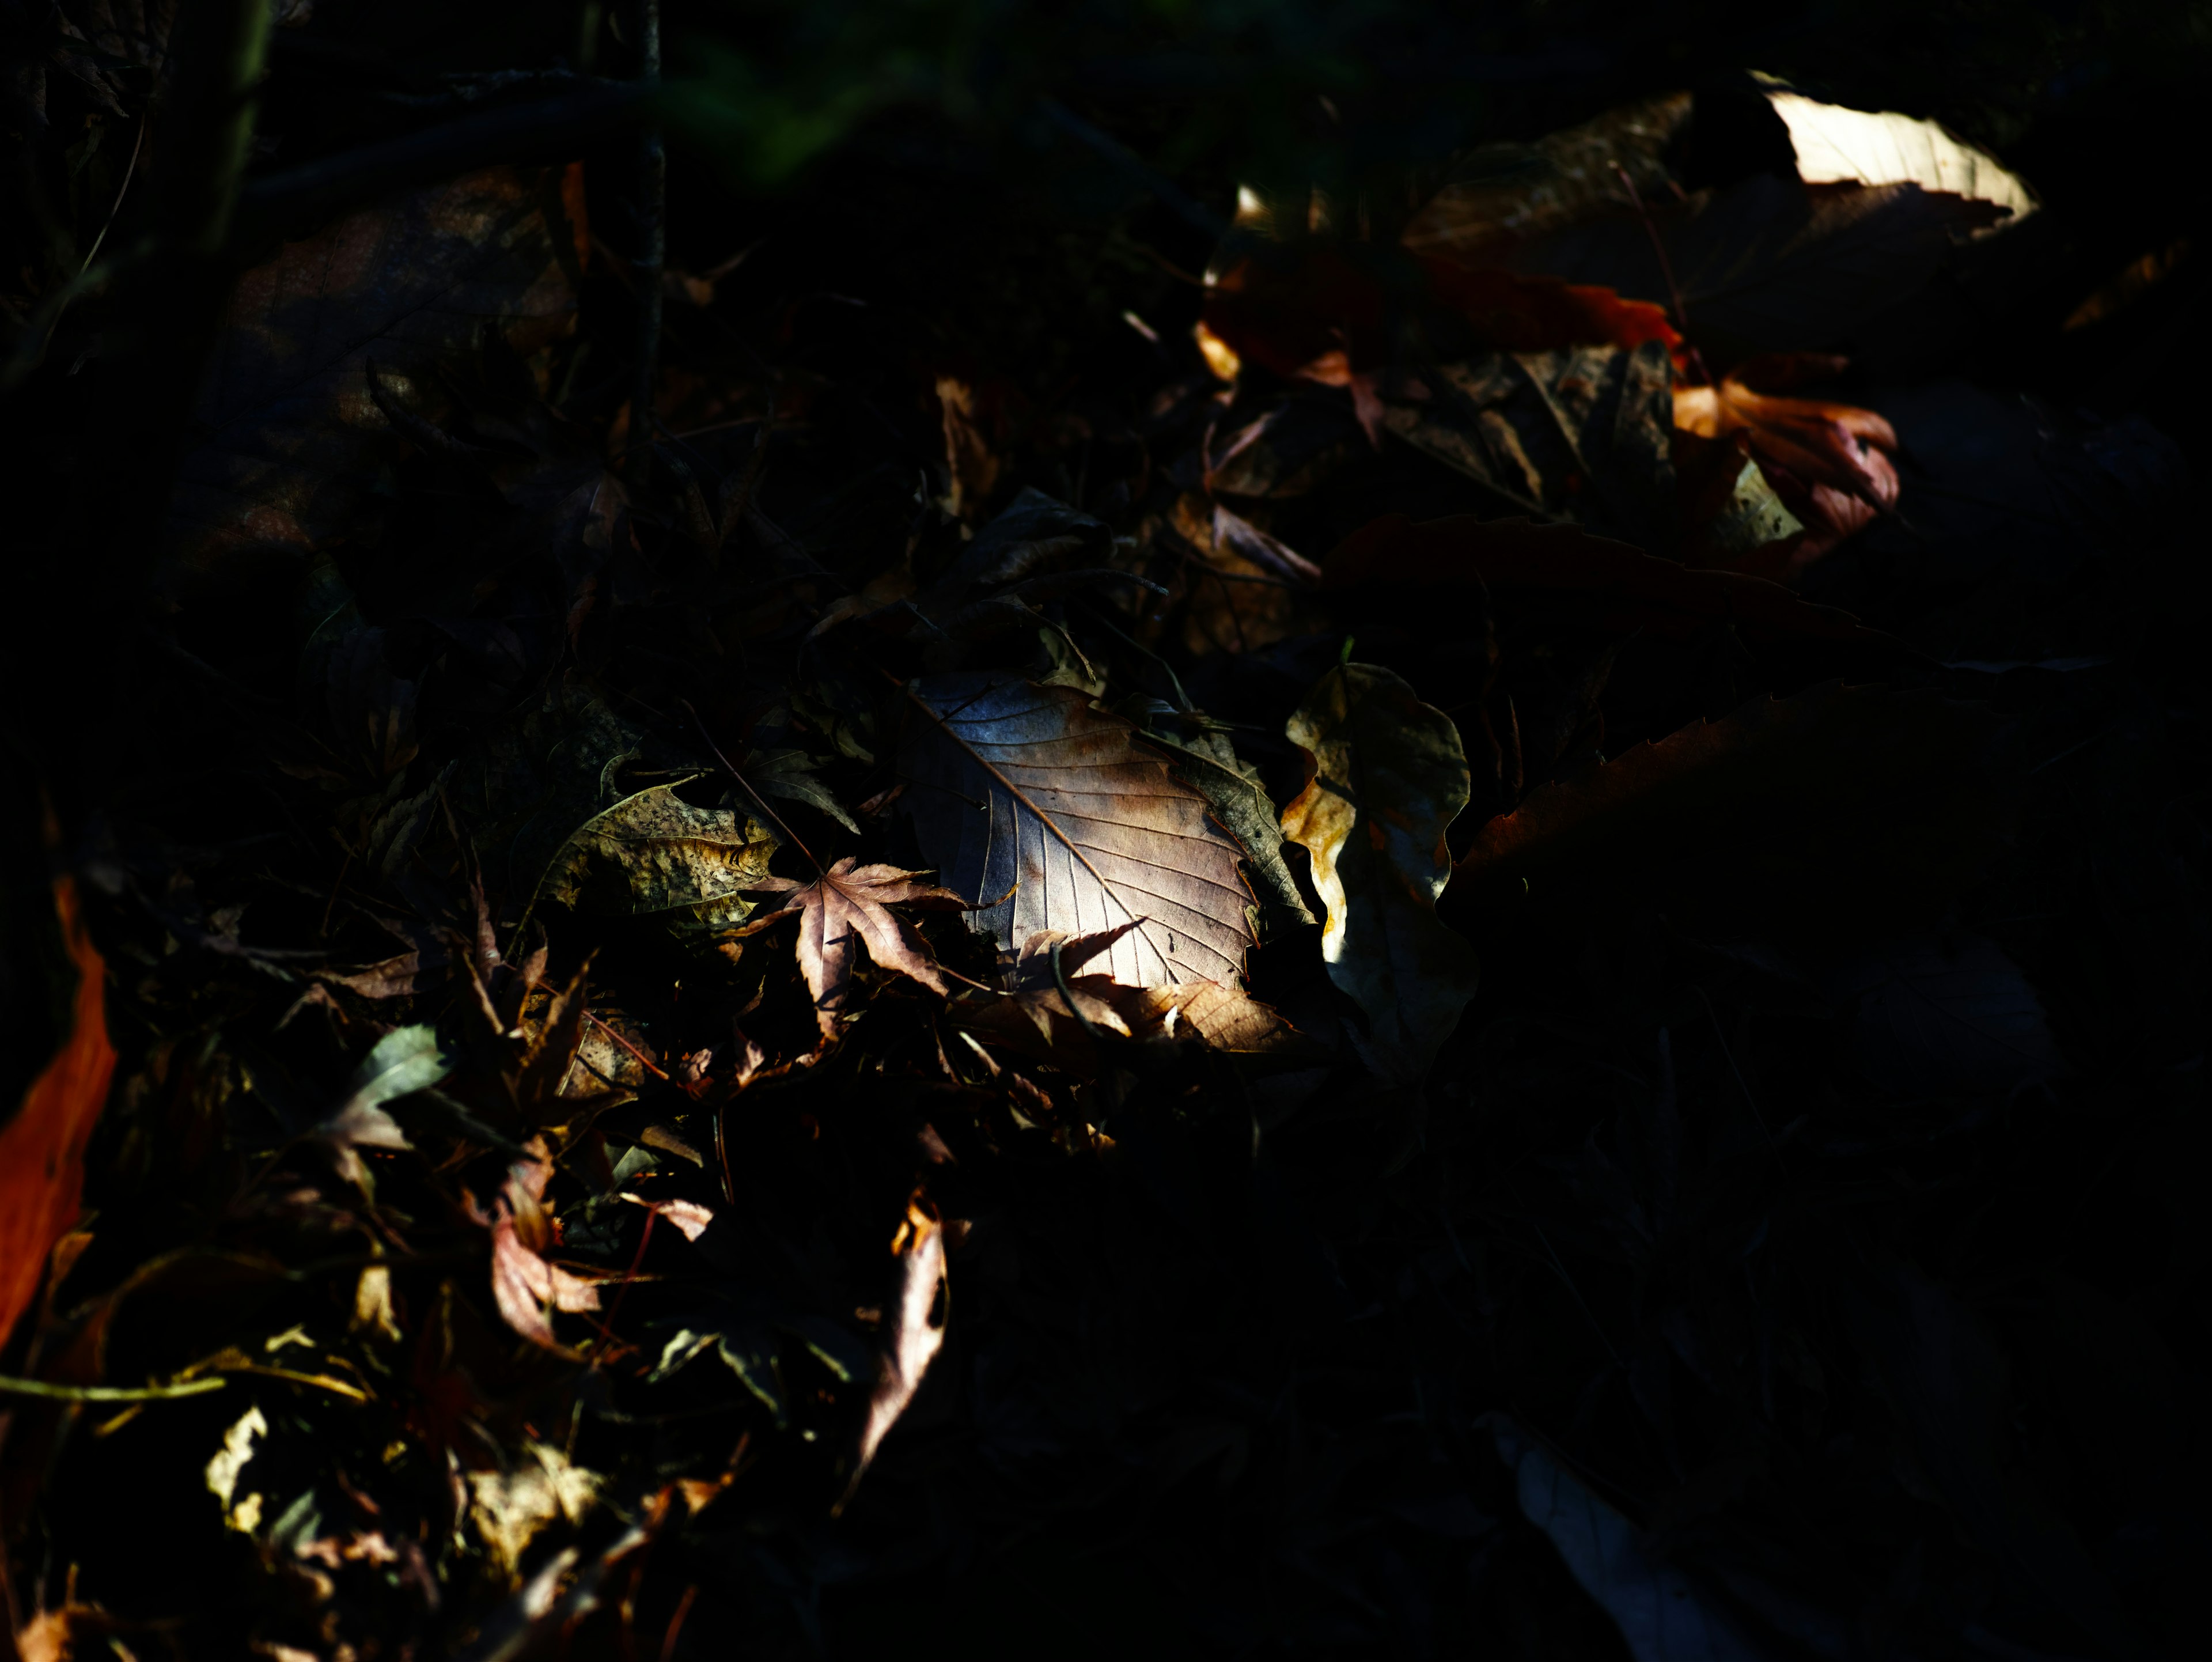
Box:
[741,858,967,1038]
[1282,664,1482,1084]
[897,673,1255,988]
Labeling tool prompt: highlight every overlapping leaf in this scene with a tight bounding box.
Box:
[740,859,967,1038]
[897,673,1255,988]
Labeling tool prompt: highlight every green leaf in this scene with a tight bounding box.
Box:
[320,1025,450,1153]
[1281,664,1480,1084]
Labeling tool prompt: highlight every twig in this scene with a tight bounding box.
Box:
[234,79,641,242]
[584,1009,672,1081]
[679,699,822,875]
[0,1373,227,1403]
[1613,163,1709,386]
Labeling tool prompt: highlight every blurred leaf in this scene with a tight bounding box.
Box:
[1380,344,1677,547]
[1490,1417,1777,1662]
[171,165,584,566]
[1450,682,2006,924]
[1323,512,1890,646]
[1505,175,2008,363]
[898,672,1255,987]
[1827,933,2057,1096]
[1281,663,1480,1084]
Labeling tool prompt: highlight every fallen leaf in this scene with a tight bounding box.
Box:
[1673,366,1897,559]
[1202,243,1677,390]
[1506,175,2009,364]
[1378,344,1678,548]
[488,1206,601,1354]
[465,1442,601,1576]
[1490,1415,1775,1662]
[1401,92,1696,265]
[171,165,584,565]
[1827,933,2058,1097]
[1131,705,1316,937]
[1767,92,2033,222]
[535,778,779,940]
[739,858,967,1038]
[897,672,1255,988]
[847,1192,948,1499]
[319,1024,448,1160]
[1323,513,1890,648]
[1281,664,1482,1084]
[0,861,116,1354]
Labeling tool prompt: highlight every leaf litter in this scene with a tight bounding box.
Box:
[1,20,2205,1662]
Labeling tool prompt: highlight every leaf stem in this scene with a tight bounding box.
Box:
[679,699,823,875]
[0,1373,228,1403]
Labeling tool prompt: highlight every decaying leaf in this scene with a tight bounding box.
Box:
[482,1150,601,1353]
[1131,705,1315,937]
[1379,344,1677,548]
[467,1443,602,1576]
[739,858,967,1038]
[1282,664,1481,1083]
[1401,92,1695,264]
[171,165,585,565]
[898,672,1255,988]
[847,1192,948,1499]
[1506,174,2008,362]
[535,779,778,940]
[0,864,116,1353]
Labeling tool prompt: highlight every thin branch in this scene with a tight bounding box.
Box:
[0,1373,228,1403]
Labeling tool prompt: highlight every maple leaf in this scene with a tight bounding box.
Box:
[741,858,967,1038]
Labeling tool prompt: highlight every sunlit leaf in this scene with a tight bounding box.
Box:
[1281,664,1481,1084]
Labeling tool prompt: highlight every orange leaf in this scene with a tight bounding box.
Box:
[1202,244,1676,386]
[0,864,118,1354]
[1673,363,1897,563]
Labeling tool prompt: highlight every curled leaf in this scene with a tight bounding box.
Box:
[1281,664,1481,1084]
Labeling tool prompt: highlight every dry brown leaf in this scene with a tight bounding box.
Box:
[1673,368,1897,561]
[897,673,1256,988]
[846,1192,948,1502]
[740,858,967,1039]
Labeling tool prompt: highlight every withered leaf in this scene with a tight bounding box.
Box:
[740,858,967,1039]
[1505,175,2008,362]
[1380,344,1677,548]
[1131,705,1315,937]
[897,672,1255,988]
[1282,665,1481,1084]
[1769,93,2033,221]
[847,1194,948,1498]
[536,780,778,940]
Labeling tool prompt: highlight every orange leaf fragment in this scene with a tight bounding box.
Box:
[0,858,118,1354]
